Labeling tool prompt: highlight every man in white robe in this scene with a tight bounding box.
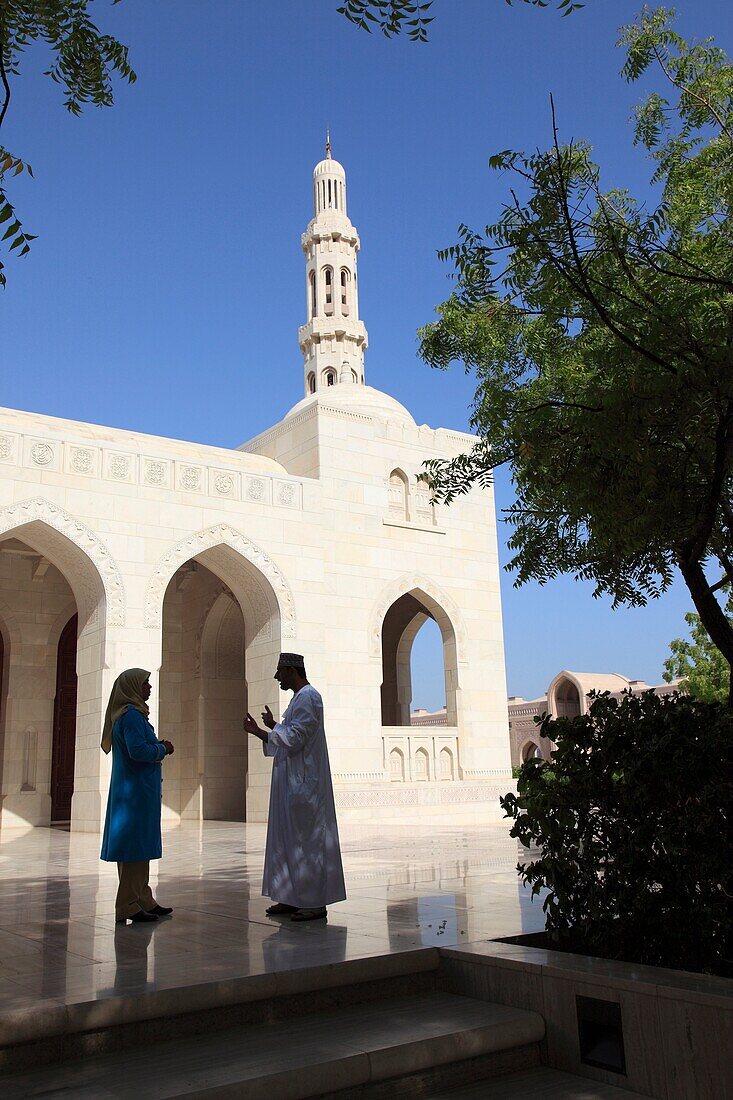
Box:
[244,653,346,921]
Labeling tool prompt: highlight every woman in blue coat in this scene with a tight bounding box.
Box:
[100,668,175,924]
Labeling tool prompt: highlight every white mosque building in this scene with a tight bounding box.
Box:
[0,145,511,833]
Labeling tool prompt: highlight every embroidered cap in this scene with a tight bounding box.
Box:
[277,652,305,668]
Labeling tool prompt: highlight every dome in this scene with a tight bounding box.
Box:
[313,156,345,178]
[283,384,416,427]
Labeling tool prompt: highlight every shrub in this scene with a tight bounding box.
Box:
[500,691,733,974]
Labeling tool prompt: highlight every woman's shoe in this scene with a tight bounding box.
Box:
[116,910,158,925]
[148,904,173,916]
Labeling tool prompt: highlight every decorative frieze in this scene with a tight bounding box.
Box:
[335,788,419,808]
[334,783,508,810]
[0,427,304,510]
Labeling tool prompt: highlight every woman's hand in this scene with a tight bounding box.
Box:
[162,740,175,755]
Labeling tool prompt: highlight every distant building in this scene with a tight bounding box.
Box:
[410,707,448,728]
[412,669,683,770]
[508,670,682,768]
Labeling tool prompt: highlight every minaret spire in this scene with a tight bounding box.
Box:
[298,146,368,397]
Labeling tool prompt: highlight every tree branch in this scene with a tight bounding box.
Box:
[652,43,733,141]
[0,13,11,132]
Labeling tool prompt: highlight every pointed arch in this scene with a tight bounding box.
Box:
[371,574,467,729]
[145,524,296,637]
[368,574,467,662]
[0,497,124,626]
[388,469,409,522]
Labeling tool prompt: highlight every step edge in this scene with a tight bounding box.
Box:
[0,948,440,1049]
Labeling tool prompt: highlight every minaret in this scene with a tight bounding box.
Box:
[298,137,368,396]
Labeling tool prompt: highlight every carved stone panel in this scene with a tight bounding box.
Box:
[274,480,301,509]
[176,464,204,493]
[104,451,137,483]
[0,433,20,464]
[208,469,240,499]
[25,438,60,471]
[66,446,98,478]
[143,458,171,488]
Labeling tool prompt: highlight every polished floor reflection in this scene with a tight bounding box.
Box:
[0,821,544,1014]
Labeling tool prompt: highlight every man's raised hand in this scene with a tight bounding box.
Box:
[261,705,276,730]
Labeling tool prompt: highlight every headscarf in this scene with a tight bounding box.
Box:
[101,668,151,754]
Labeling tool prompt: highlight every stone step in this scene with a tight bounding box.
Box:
[2,992,545,1099]
[425,1066,655,1099]
[0,948,439,1075]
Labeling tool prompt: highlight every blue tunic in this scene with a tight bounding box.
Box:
[100,707,167,863]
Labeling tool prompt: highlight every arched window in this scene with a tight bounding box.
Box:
[388,469,409,521]
[324,267,333,315]
[328,179,332,207]
[555,679,581,719]
[340,268,350,315]
[522,740,543,763]
[414,747,430,781]
[440,747,455,781]
[389,748,405,782]
[307,372,316,395]
[414,477,435,526]
[326,371,336,387]
[309,271,317,318]
[351,370,358,383]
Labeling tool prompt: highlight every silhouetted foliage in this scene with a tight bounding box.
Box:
[501,691,733,974]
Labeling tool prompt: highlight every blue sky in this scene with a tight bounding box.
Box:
[2,0,730,708]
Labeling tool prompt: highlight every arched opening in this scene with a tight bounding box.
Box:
[307,371,316,395]
[409,617,446,725]
[554,678,581,719]
[521,740,543,762]
[325,370,336,387]
[380,588,459,728]
[340,268,350,316]
[155,542,282,823]
[50,614,78,822]
[388,469,409,522]
[323,267,333,315]
[0,514,108,830]
[309,270,317,317]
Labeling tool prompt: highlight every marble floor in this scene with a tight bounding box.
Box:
[0,820,544,1016]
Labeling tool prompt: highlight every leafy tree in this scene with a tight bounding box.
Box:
[336,0,584,43]
[0,0,135,287]
[417,7,733,701]
[663,598,733,703]
[501,691,732,974]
